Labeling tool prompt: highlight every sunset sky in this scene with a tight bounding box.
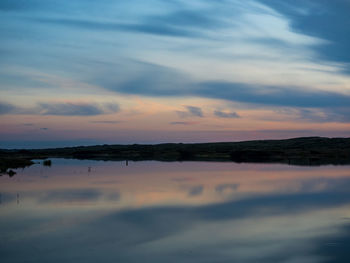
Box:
[1,0,350,148]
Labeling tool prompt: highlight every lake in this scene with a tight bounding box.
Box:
[1,159,350,262]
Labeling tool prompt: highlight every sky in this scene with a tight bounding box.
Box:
[1,0,350,148]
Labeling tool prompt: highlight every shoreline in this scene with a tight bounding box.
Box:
[1,137,350,175]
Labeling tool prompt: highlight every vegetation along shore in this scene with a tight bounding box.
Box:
[1,137,350,176]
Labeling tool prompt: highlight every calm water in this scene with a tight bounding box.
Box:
[1,159,350,263]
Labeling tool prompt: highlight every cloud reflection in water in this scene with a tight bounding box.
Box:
[1,160,350,262]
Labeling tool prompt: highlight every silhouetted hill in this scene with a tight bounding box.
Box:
[1,137,350,174]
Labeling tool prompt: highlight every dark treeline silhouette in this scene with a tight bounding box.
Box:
[1,137,350,174]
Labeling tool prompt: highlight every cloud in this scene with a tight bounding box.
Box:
[278,107,350,123]
[297,177,350,193]
[299,108,350,123]
[197,82,350,108]
[176,106,204,118]
[38,102,119,116]
[38,189,102,203]
[187,185,204,197]
[214,110,240,118]
[90,120,124,124]
[186,106,203,117]
[148,9,224,30]
[3,175,350,263]
[216,183,240,193]
[33,17,200,38]
[95,61,350,110]
[259,0,350,69]
[169,121,197,125]
[102,61,192,97]
[0,102,16,114]
[93,182,350,251]
[0,102,120,116]
[1,0,350,143]
[29,2,228,39]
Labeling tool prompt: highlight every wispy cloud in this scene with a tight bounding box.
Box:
[38,102,120,116]
[197,82,350,108]
[259,0,350,68]
[278,107,350,123]
[95,62,350,109]
[39,103,109,116]
[170,121,197,125]
[38,189,102,203]
[187,185,204,197]
[1,0,350,146]
[0,102,120,116]
[90,120,124,124]
[216,183,240,193]
[33,17,200,38]
[0,102,16,114]
[27,1,228,39]
[214,110,240,118]
[176,106,204,118]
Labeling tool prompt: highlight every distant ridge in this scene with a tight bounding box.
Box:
[1,137,350,175]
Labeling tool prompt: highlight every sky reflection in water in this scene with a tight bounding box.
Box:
[1,160,350,263]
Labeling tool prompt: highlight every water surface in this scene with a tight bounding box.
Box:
[1,159,350,262]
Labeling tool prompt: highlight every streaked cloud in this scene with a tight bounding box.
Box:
[90,120,124,124]
[216,183,240,193]
[176,106,204,118]
[278,107,350,123]
[0,102,16,114]
[0,102,120,116]
[259,0,350,68]
[214,110,240,119]
[197,82,350,108]
[187,185,204,197]
[37,189,102,204]
[93,63,350,109]
[1,0,350,146]
[170,121,197,126]
[33,17,200,38]
[38,102,119,116]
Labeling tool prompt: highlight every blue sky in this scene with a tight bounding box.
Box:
[1,0,349,148]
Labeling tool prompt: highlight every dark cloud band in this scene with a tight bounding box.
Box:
[0,102,120,116]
